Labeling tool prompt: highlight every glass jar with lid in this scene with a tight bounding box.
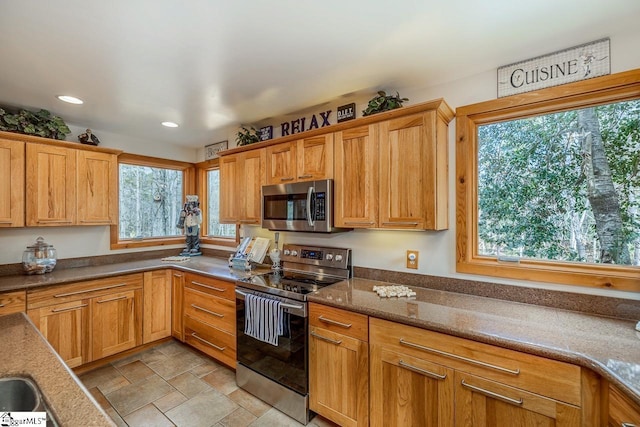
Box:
[22,237,57,275]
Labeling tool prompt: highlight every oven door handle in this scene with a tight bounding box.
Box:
[235,288,304,311]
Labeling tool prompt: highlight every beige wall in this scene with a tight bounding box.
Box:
[2,29,639,300]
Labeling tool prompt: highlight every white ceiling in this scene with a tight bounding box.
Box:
[1,1,639,148]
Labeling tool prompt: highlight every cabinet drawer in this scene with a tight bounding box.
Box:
[370,317,581,405]
[310,303,368,342]
[27,274,143,309]
[184,288,235,334]
[0,290,26,315]
[185,274,235,301]
[184,315,236,369]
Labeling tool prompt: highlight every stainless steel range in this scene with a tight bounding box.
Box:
[235,244,351,425]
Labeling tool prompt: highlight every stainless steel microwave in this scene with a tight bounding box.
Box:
[262,179,350,233]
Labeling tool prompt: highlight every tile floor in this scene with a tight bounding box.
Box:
[78,340,338,427]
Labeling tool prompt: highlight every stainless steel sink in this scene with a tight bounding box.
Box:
[0,377,59,426]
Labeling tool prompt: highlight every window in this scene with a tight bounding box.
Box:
[197,159,237,246]
[111,154,195,249]
[456,69,640,292]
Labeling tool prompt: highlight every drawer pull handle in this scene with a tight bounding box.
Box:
[191,304,224,318]
[298,175,313,179]
[399,338,520,375]
[280,177,295,182]
[0,221,13,224]
[36,220,73,224]
[398,360,447,380]
[51,303,88,313]
[191,281,226,292]
[96,295,128,304]
[173,273,183,278]
[54,283,128,298]
[343,221,375,225]
[190,332,226,351]
[0,303,5,308]
[318,316,352,329]
[79,220,112,224]
[622,424,637,427]
[461,379,523,406]
[381,222,419,226]
[310,331,342,346]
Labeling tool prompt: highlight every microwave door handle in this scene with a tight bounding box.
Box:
[307,186,315,227]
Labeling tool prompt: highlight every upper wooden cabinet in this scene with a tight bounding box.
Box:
[0,138,25,227]
[76,150,118,225]
[220,149,265,224]
[265,134,333,185]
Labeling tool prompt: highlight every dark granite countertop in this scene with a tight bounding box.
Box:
[0,313,115,426]
[0,256,265,293]
[308,277,640,407]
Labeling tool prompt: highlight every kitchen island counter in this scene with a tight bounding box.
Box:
[0,313,115,426]
[308,277,640,407]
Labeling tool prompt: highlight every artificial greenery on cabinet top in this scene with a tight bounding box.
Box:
[0,107,71,140]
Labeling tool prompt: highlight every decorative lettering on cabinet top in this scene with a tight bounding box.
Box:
[281,110,332,136]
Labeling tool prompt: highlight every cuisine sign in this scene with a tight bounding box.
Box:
[497,38,610,98]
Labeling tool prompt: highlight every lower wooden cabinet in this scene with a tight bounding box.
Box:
[27,273,143,366]
[309,303,369,427]
[608,383,640,426]
[143,270,171,343]
[0,290,26,316]
[171,270,185,341]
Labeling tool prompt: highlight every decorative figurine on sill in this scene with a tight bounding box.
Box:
[177,195,202,256]
[78,128,100,146]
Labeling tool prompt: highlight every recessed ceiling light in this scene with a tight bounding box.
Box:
[162,121,179,128]
[57,95,83,104]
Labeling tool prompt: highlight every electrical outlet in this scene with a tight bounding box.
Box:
[406,250,419,269]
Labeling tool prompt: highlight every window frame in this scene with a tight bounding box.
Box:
[196,158,239,247]
[456,69,640,292]
[110,153,195,249]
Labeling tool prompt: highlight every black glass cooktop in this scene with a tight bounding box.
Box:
[236,270,343,301]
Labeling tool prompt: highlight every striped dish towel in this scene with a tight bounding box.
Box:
[244,293,284,346]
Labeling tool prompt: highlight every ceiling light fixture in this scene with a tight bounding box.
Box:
[162,121,179,128]
[57,95,84,104]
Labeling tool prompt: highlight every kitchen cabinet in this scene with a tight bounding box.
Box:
[264,134,333,185]
[379,111,449,230]
[143,270,172,343]
[171,270,185,341]
[25,139,119,227]
[608,383,640,426]
[309,303,369,427]
[220,149,265,225]
[334,124,379,228]
[0,290,26,316]
[370,317,597,427]
[27,273,143,366]
[182,273,236,368]
[0,138,25,227]
[26,143,77,226]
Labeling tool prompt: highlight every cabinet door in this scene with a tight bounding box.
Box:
[379,111,447,230]
[143,270,171,343]
[0,139,25,227]
[76,150,117,225]
[239,149,265,224]
[608,384,640,427]
[171,271,185,341]
[26,143,76,226]
[296,134,333,181]
[455,372,581,427]
[91,289,142,359]
[28,300,89,368]
[265,142,296,185]
[370,345,454,427]
[0,290,26,316]
[309,326,368,427]
[220,154,240,223]
[334,125,378,228]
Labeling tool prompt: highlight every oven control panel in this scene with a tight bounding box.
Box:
[281,244,350,269]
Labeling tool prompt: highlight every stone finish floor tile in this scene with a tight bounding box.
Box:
[80,340,316,427]
[106,374,174,416]
[165,389,239,427]
[168,371,211,398]
[123,403,176,427]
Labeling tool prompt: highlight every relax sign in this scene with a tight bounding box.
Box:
[497,38,610,97]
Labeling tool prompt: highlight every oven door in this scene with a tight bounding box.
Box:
[262,180,331,232]
[235,287,309,395]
